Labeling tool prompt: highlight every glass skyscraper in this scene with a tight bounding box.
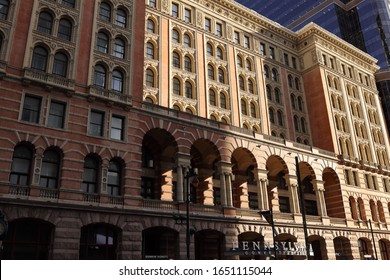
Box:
[235,0,390,130]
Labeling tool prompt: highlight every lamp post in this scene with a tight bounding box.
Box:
[259,210,277,259]
[368,219,378,259]
[184,167,199,259]
[295,156,310,260]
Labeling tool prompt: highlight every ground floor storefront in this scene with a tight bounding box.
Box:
[1,203,389,260]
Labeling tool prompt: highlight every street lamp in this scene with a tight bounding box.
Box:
[173,167,199,259]
[295,156,310,260]
[368,219,378,259]
[259,209,277,259]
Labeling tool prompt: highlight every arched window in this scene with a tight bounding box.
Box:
[9,144,33,186]
[237,55,243,67]
[210,114,217,121]
[172,29,180,43]
[172,77,181,95]
[291,94,296,109]
[82,156,99,193]
[288,75,293,88]
[37,12,53,34]
[349,197,358,220]
[116,8,127,27]
[0,33,3,52]
[185,81,192,98]
[145,68,155,87]
[264,65,270,78]
[183,34,191,47]
[266,85,272,100]
[218,68,225,83]
[99,2,111,21]
[208,64,215,80]
[94,64,106,88]
[248,79,254,94]
[294,115,299,131]
[113,38,125,59]
[239,76,245,90]
[97,32,109,53]
[147,19,155,33]
[357,197,366,220]
[275,88,281,104]
[216,47,223,59]
[172,51,180,68]
[250,102,256,118]
[52,52,68,77]
[271,68,278,81]
[0,0,10,20]
[40,149,60,189]
[209,89,216,106]
[295,77,301,90]
[241,99,247,115]
[370,200,378,222]
[58,18,72,41]
[206,43,213,56]
[149,0,156,8]
[31,46,48,71]
[277,110,283,126]
[301,118,306,133]
[246,59,252,71]
[80,224,119,260]
[146,42,154,59]
[298,97,304,111]
[112,69,123,93]
[220,92,227,109]
[184,56,192,72]
[269,108,275,124]
[107,160,122,196]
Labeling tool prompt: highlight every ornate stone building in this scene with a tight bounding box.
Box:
[0,0,390,260]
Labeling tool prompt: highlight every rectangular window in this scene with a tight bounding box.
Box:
[149,0,156,8]
[284,53,289,66]
[22,95,42,124]
[359,73,362,83]
[205,17,211,31]
[372,176,377,190]
[234,31,240,44]
[244,35,250,48]
[383,178,389,192]
[330,58,334,69]
[111,115,124,140]
[172,2,179,18]
[348,67,353,78]
[213,187,221,206]
[248,192,258,210]
[90,110,104,136]
[353,171,359,186]
[269,47,275,59]
[216,22,222,36]
[341,64,346,75]
[292,57,297,69]
[322,54,327,66]
[184,8,191,23]
[305,200,318,216]
[48,101,66,129]
[260,43,266,56]
[279,196,290,213]
[364,174,371,189]
[344,170,351,185]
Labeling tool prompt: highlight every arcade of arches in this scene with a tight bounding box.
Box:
[1,127,390,260]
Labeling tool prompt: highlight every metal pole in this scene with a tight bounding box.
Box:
[186,172,190,260]
[270,209,277,259]
[368,219,378,259]
[295,156,310,260]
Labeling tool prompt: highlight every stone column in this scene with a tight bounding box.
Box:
[313,180,328,217]
[175,154,191,202]
[287,175,300,214]
[226,173,234,207]
[176,165,184,202]
[255,169,269,210]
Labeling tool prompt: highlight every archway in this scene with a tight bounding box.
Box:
[195,229,225,259]
[142,227,179,259]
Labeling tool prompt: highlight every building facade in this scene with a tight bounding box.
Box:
[0,0,390,260]
[235,0,390,142]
